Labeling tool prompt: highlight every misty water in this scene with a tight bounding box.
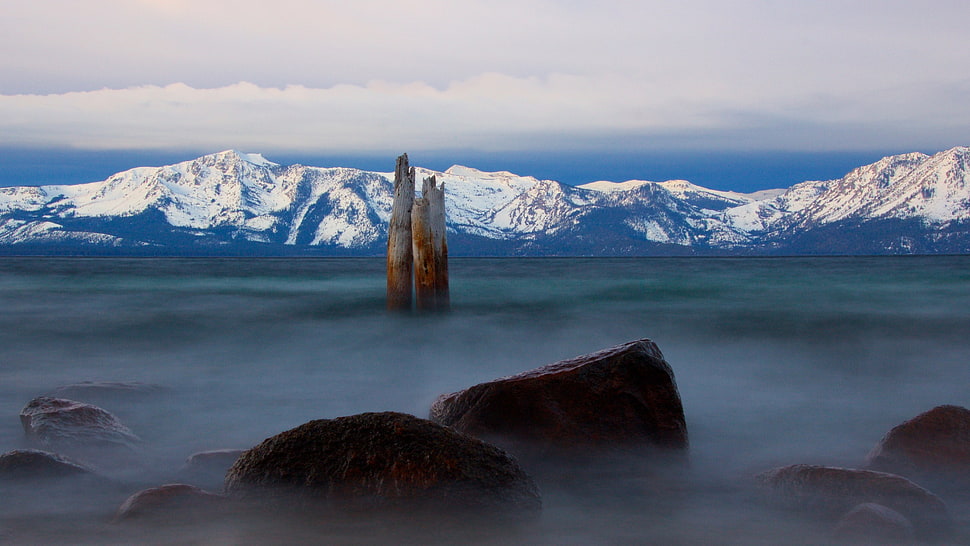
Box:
[1,256,969,544]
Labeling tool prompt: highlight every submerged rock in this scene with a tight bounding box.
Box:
[177,449,246,490]
[756,464,950,541]
[115,484,229,522]
[19,396,141,453]
[429,339,687,458]
[832,503,916,545]
[0,449,95,481]
[224,412,540,517]
[0,449,122,516]
[865,405,970,492]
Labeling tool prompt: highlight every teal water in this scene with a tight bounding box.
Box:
[1,256,968,543]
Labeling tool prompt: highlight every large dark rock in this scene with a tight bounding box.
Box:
[0,449,95,481]
[20,396,141,454]
[115,484,229,522]
[224,412,540,516]
[757,464,951,541]
[429,339,687,457]
[865,405,970,492]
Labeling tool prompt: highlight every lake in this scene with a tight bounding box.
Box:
[1,256,968,543]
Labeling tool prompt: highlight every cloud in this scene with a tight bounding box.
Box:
[2,72,969,154]
[2,1,970,153]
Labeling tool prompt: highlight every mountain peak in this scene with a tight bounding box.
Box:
[577,180,655,193]
[444,165,524,179]
[211,150,279,167]
[2,147,969,255]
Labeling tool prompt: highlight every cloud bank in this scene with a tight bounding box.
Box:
[2,76,967,154]
[2,1,969,153]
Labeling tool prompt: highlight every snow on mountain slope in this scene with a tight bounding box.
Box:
[42,151,291,225]
[0,146,968,254]
[578,179,655,193]
[723,147,970,235]
[277,166,392,246]
[415,166,588,238]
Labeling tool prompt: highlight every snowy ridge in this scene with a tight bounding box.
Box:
[1,147,969,254]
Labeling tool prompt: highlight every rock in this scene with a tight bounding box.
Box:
[115,483,229,522]
[865,405,970,491]
[832,503,916,545]
[224,412,541,517]
[177,449,246,490]
[0,449,95,481]
[756,464,951,541]
[429,339,687,458]
[0,449,122,516]
[20,396,141,454]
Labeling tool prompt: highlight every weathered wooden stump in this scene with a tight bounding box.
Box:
[386,154,415,311]
[387,154,449,312]
[412,175,449,311]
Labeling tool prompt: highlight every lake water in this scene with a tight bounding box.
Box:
[1,256,968,544]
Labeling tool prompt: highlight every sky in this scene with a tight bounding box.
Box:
[2,0,969,191]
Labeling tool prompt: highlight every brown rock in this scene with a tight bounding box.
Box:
[429,339,687,456]
[757,464,950,541]
[865,405,970,490]
[224,412,541,517]
[115,484,228,522]
[20,396,141,453]
[832,503,916,545]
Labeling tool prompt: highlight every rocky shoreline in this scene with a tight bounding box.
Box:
[2,339,968,544]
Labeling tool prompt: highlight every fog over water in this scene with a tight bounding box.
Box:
[1,256,968,544]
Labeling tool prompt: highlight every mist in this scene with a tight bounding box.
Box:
[1,256,968,543]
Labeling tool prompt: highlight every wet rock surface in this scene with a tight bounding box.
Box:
[224,412,541,516]
[757,464,951,541]
[865,405,970,493]
[429,339,687,459]
[115,483,229,522]
[20,396,141,453]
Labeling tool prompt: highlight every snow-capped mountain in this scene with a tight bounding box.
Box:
[1,147,969,255]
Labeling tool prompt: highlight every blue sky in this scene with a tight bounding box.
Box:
[2,1,969,191]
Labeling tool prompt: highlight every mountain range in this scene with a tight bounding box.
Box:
[1,147,968,255]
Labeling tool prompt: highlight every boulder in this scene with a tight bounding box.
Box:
[429,339,687,457]
[0,449,121,515]
[224,412,541,517]
[20,396,141,454]
[115,483,229,522]
[756,464,950,541]
[832,503,916,545]
[865,405,970,491]
[0,449,95,481]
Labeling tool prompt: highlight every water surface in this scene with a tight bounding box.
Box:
[1,256,968,543]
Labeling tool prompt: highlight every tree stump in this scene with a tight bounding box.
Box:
[386,154,415,311]
[387,155,449,312]
[412,175,449,311]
